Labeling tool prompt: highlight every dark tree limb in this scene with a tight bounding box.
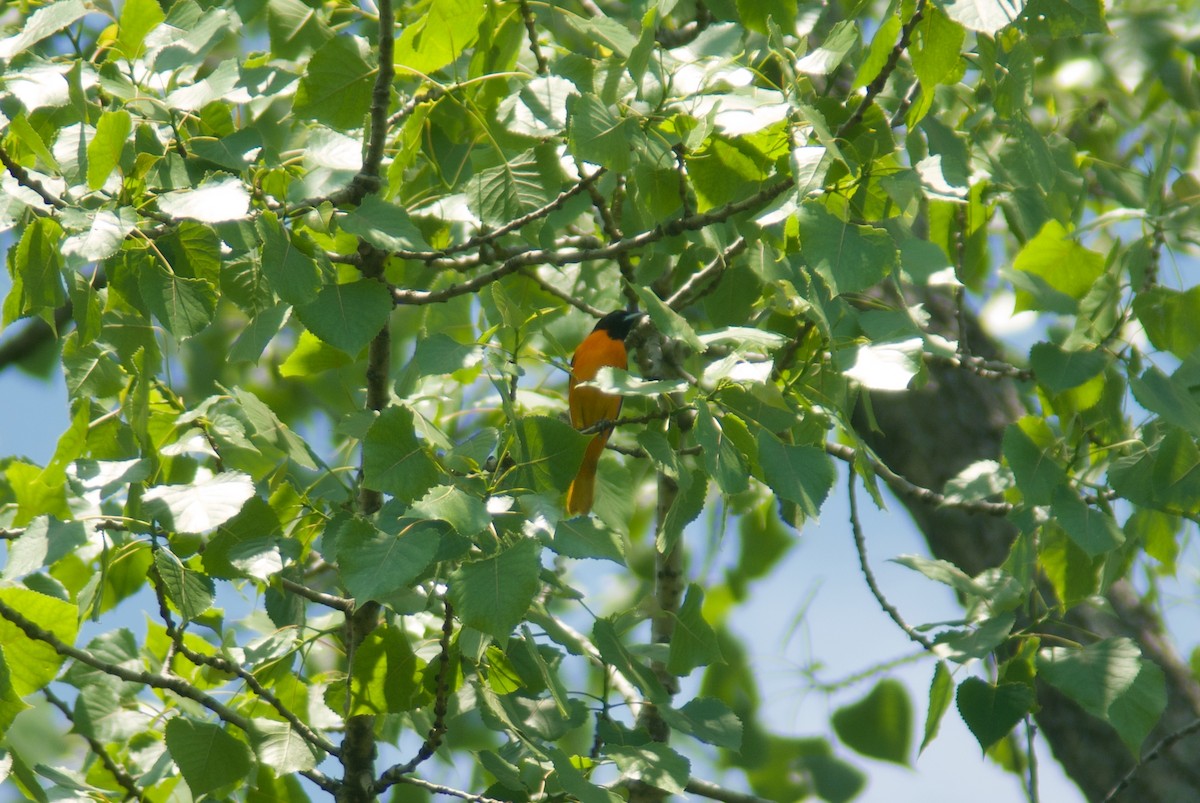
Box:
[857,289,1200,802]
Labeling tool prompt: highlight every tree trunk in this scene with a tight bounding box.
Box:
[858,292,1200,802]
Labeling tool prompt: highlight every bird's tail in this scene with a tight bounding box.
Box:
[566,433,609,515]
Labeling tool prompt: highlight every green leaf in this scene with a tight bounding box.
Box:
[547,746,623,803]
[920,662,955,754]
[266,0,333,59]
[756,432,835,519]
[413,333,483,377]
[592,617,668,702]
[631,285,704,352]
[294,279,393,354]
[408,485,490,537]
[1050,486,1125,557]
[62,208,137,262]
[230,303,290,364]
[250,719,321,774]
[153,548,215,621]
[514,415,589,496]
[659,697,743,750]
[8,114,60,171]
[549,516,625,564]
[1012,220,1104,311]
[668,585,723,675]
[0,588,79,696]
[361,405,441,504]
[116,0,165,59]
[1037,638,1166,753]
[843,337,924,391]
[0,0,89,59]
[831,678,913,765]
[448,538,542,645]
[465,152,556,227]
[339,196,430,252]
[607,743,690,795]
[1133,285,1200,360]
[695,405,749,496]
[735,0,796,35]
[157,176,251,222]
[336,517,442,601]
[659,467,707,555]
[911,6,965,87]
[393,0,485,74]
[797,202,897,295]
[294,35,375,130]
[164,718,253,797]
[795,20,857,76]
[1020,0,1108,36]
[0,647,33,734]
[1131,366,1200,437]
[334,624,425,715]
[1001,416,1067,506]
[853,16,901,90]
[257,212,324,306]
[1,517,89,580]
[3,217,65,327]
[941,0,1023,33]
[279,330,353,377]
[86,110,131,190]
[567,93,635,172]
[942,460,1014,505]
[143,472,256,533]
[955,677,1034,753]
[138,264,218,339]
[1028,342,1108,394]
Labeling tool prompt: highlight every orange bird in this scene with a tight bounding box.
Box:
[566,310,644,515]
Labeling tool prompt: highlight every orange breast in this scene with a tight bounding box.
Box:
[569,330,628,430]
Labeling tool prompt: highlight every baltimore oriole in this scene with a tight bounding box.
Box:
[566,310,645,515]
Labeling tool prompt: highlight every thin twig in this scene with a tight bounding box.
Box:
[518,267,606,316]
[0,596,252,732]
[655,3,712,48]
[849,474,936,650]
[44,687,147,802]
[280,577,355,613]
[394,776,510,803]
[519,0,549,74]
[826,441,1013,516]
[0,143,66,209]
[684,777,774,803]
[395,178,794,305]
[666,236,747,310]
[374,600,456,792]
[837,0,927,139]
[926,352,1035,382]
[1103,717,1200,802]
[149,557,341,757]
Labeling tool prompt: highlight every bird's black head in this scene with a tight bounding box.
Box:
[593,309,646,340]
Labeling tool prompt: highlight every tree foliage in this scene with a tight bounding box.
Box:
[0,0,1198,800]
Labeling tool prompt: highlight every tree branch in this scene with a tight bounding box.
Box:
[666,236,747,310]
[0,597,252,732]
[44,686,147,802]
[374,599,456,793]
[395,178,794,306]
[825,441,1013,516]
[149,557,341,758]
[848,474,935,651]
[837,0,926,139]
[684,777,774,803]
[0,142,66,209]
